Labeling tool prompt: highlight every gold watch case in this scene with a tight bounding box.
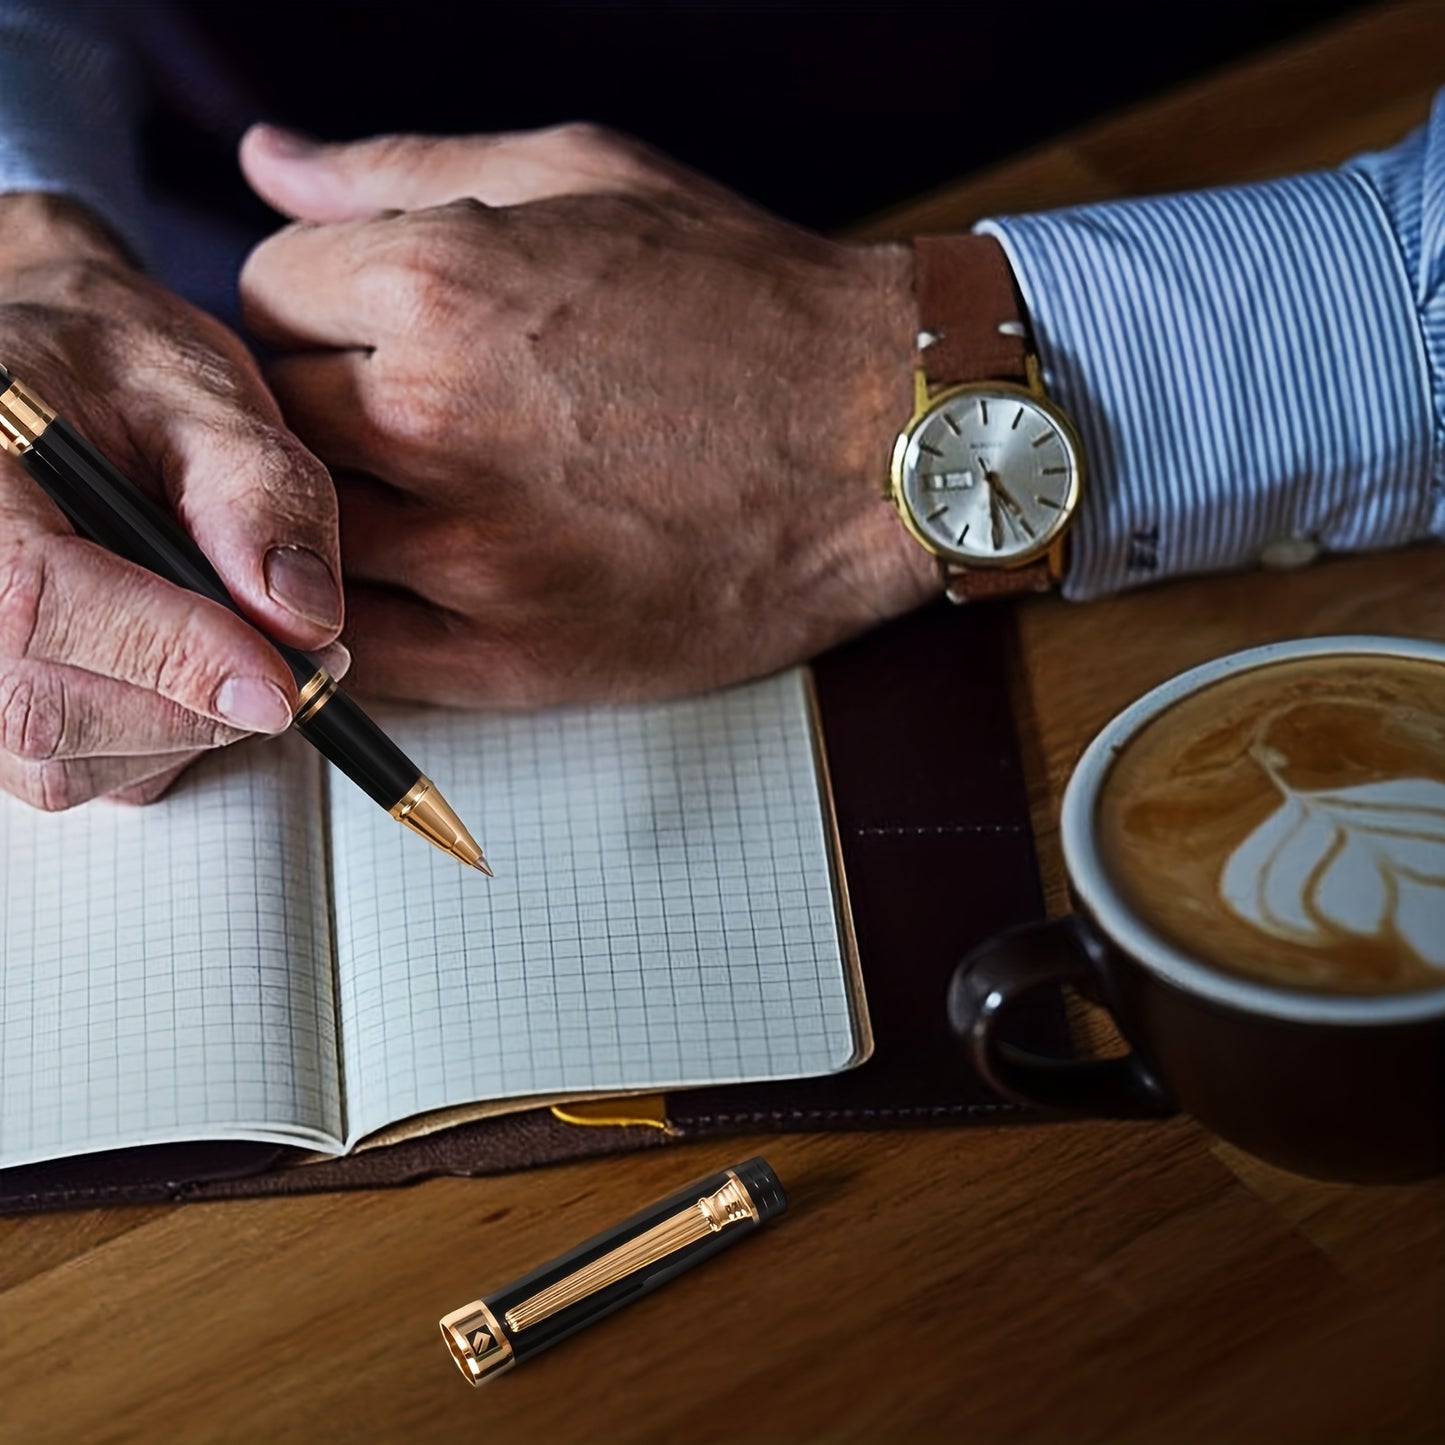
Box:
[888,357,1085,574]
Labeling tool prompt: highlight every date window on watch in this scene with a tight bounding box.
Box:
[923,469,976,492]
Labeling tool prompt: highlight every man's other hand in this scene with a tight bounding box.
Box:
[0,194,344,810]
[239,123,935,707]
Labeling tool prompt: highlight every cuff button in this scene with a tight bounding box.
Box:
[1259,535,1320,570]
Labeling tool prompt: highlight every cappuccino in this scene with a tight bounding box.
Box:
[1096,654,1445,994]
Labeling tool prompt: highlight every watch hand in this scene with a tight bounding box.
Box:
[982,468,1035,537]
[979,466,1012,506]
[1000,490,1035,539]
[983,469,1039,546]
[989,490,1004,551]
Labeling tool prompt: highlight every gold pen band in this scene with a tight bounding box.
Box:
[438,1300,515,1383]
[293,667,338,725]
[389,774,433,823]
[0,379,55,457]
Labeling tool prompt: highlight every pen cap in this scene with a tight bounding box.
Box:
[439,1158,787,1385]
[731,1157,787,1223]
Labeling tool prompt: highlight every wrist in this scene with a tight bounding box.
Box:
[0,192,133,276]
[827,239,939,618]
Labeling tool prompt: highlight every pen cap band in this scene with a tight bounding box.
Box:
[439,1301,515,1385]
[731,1157,787,1222]
[0,375,55,457]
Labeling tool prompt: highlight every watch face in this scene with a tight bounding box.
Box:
[894,386,1081,566]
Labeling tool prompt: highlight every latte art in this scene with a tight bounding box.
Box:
[1096,655,1445,994]
[1219,771,1445,968]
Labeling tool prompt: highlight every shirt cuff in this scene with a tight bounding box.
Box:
[1344,88,1445,547]
[977,171,1437,601]
[0,5,148,264]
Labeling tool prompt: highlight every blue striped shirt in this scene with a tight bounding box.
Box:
[0,3,1442,602]
[979,90,1445,599]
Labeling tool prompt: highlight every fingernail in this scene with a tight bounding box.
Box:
[257,124,319,159]
[316,640,352,682]
[265,545,343,630]
[216,677,294,734]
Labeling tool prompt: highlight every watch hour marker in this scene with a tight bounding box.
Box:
[927,504,948,520]
[1041,466,1066,475]
[979,400,989,426]
[1011,408,1025,430]
[918,440,944,458]
[1035,494,1063,510]
[956,523,971,545]
[1031,432,1052,448]
[941,411,961,436]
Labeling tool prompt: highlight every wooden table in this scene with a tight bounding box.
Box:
[4,3,1444,1439]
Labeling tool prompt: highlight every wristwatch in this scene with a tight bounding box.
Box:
[888,235,1084,603]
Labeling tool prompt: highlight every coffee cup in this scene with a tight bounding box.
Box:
[947,635,1445,1181]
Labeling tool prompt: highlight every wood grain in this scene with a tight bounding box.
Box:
[4,3,1445,1441]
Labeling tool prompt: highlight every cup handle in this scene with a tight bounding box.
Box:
[947,917,1174,1118]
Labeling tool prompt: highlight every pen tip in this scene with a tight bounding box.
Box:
[473,854,494,878]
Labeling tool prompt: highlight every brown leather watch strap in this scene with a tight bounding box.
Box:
[914,234,1028,386]
[913,234,1053,602]
[940,558,1053,604]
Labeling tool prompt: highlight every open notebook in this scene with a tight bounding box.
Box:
[0,670,868,1170]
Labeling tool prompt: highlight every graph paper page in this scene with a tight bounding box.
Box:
[329,670,860,1143]
[0,736,343,1168]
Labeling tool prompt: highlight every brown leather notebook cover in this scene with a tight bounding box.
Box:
[0,600,1060,1214]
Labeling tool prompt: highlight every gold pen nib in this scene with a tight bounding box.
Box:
[389,775,491,874]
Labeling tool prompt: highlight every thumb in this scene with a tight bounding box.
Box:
[240,125,483,221]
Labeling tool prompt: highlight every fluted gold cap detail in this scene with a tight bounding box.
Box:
[499,1172,760,1335]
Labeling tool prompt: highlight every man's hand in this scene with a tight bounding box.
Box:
[0,194,344,809]
[239,123,934,707]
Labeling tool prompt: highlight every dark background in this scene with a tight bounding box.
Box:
[170,0,1375,233]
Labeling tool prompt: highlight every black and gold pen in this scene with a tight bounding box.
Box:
[439,1158,786,1383]
[0,363,490,874]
